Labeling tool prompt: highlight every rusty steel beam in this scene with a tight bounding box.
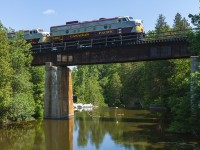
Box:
[31,38,190,66]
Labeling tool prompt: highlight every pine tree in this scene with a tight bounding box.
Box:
[173,13,191,30]
[155,14,170,34]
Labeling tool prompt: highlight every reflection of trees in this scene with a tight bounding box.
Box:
[76,109,108,149]
[33,121,45,150]
[0,121,45,150]
[90,119,106,149]
[0,119,74,150]
[75,108,129,149]
[76,108,185,150]
[77,112,90,146]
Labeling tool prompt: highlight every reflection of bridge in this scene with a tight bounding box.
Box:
[33,30,197,119]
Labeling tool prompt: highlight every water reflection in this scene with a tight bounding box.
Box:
[0,108,199,150]
[44,119,74,150]
[0,119,74,150]
[74,107,200,150]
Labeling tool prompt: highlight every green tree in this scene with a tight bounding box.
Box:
[146,14,170,40]
[166,12,200,133]
[30,66,45,118]
[143,60,174,107]
[188,10,200,55]
[0,22,13,122]
[173,13,191,30]
[84,80,104,106]
[9,31,35,121]
[189,11,200,28]
[180,6,200,134]
[120,63,145,108]
[142,14,172,107]
[167,59,191,133]
[106,73,122,107]
[73,66,88,103]
[155,14,170,37]
[73,65,105,106]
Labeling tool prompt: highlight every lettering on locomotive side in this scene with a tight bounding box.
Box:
[70,33,90,38]
[98,30,113,35]
[53,36,61,40]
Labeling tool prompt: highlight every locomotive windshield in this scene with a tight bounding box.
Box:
[38,29,44,32]
[129,17,134,21]
[135,22,141,26]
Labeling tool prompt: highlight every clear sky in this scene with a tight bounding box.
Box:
[0,0,199,32]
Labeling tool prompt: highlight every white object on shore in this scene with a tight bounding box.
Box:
[74,103,93,112]
[83,103,93,108]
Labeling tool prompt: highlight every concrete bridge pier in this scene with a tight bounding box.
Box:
[44,62,74,119]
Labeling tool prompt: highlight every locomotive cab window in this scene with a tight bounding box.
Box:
[135,23,141,26]
[129,17,133,20]
[38,29,44,32]
[122,18,127,22]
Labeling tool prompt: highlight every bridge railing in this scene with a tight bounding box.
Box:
[145,28,200,40]
[31,34,143,53]
[31,28,199,53]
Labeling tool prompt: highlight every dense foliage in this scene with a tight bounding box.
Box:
[0,22,13,123]
[0,22,44,124]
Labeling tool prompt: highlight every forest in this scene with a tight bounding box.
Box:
[72,12,200,134]
[0,10,200,135]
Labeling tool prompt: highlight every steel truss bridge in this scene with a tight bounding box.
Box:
[31,29,195,66]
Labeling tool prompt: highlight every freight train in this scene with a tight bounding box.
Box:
[8,16,145,47]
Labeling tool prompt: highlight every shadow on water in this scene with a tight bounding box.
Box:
[0,107,199,150]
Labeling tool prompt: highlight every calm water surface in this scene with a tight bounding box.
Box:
[0,107,199,150]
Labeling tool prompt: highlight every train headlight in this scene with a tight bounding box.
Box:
[136,26,141,32]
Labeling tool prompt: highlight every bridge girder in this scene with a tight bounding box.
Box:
[31,38,190,66]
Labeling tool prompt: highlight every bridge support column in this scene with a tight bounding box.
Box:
[190,56,200,114]
[44,62,74,119]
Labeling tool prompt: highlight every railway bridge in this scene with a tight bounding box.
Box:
[31,30,198,119]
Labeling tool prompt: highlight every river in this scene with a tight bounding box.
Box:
[0,107,199,150]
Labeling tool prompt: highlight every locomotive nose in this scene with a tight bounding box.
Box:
[136,26,142,32]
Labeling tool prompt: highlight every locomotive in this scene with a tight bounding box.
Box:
[8,16,144,46]
[8,28,50,44]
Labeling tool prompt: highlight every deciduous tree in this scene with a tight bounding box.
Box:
[0,22,13,122]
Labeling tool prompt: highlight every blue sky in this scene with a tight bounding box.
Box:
[0,0,199,32]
